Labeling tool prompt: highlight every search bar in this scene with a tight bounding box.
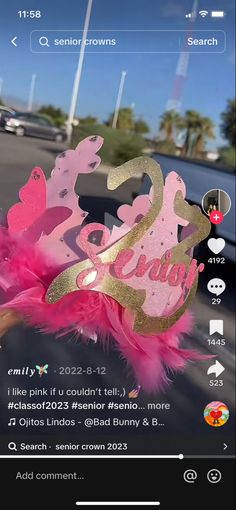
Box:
[30,30,226,53]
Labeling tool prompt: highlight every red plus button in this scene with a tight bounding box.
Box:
[210,210,224,224]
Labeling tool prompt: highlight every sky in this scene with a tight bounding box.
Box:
[0,0,235,147]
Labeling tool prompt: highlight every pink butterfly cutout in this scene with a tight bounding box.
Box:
[7,167,46,233]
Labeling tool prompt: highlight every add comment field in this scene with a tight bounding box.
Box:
[30,30,226,53]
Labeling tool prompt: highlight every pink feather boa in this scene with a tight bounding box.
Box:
[0,226,209,392]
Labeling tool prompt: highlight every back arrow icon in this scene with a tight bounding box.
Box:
[11,37,18,47]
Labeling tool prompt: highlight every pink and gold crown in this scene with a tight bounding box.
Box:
[5,135,210,334]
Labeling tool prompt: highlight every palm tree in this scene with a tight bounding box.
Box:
[194,116,215,156]
[182,110,201,156]
[182,111,215,157]
[159,110,183,142]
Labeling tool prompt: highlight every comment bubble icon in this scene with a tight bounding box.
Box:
[207,278,226,296]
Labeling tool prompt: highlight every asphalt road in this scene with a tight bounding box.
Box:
[0,132,235,455]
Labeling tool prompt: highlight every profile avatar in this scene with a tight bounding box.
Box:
[204,401,229,427]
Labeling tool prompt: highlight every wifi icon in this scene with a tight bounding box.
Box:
[199,10,209,17]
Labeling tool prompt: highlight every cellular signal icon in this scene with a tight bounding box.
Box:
[199,10,209,17]
[185,13,192,18]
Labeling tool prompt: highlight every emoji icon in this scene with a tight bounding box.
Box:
[207,278,225,296]
[207,469,222,484]
[128,385,141,398]
[204,401,229,427]
[207,238,225,254]
[36,364,48,377]
[209,319,223,336]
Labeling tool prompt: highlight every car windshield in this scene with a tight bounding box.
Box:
[10,113,55,125]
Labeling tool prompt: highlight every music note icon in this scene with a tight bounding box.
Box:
[8,418,16,426]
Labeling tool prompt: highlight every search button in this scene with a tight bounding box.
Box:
[8,441,17,451]
[39,36,50,47]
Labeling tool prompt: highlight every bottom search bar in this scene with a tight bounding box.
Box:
[30,30,226,53]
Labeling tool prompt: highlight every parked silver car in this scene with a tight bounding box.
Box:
[5,112,67,142]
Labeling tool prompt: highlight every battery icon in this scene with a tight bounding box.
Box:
[211,11,225,17]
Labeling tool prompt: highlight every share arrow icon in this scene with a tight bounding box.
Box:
[207,360,225,378]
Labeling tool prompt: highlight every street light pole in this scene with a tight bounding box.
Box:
[66,0,93,143]
[27,73,36,112]
[112,70,127,129]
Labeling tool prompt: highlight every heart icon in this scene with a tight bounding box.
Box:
[207,238,225,254]
[210,410,222,420]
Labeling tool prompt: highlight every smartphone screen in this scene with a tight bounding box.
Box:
[0,0,235,508]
